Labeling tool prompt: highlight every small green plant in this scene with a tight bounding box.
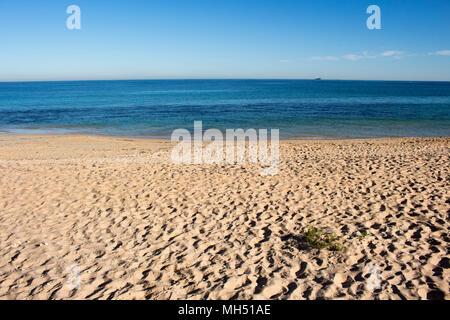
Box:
[304,227,344,251]
[358,230,370,240]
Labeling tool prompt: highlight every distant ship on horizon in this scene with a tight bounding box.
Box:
[315,77,322,80]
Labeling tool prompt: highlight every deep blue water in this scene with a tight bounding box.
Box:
[0,79,449,138]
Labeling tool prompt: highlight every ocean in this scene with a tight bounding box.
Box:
[0,79,449,139]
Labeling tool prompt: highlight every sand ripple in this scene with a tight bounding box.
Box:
[0,135,448,300]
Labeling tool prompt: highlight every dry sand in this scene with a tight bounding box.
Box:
[0,134,448,300]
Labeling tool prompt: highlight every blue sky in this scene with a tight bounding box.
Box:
[0,0,449,81]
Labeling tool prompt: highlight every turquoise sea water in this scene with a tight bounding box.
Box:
[0,79,449,138]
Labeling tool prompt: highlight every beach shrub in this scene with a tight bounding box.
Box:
[358,230,370,240]
[304,227,344,251]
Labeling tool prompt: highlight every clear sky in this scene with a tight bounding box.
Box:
[1,0,449,81]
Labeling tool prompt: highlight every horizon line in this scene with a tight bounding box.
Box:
[1,77,450,83]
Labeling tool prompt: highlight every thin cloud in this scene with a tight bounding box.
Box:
[343,51,376,61]
[381,50,404,57]
[309,50,450,62]
[435,50,450,56]
[309,56,340,61]
[343,54,361,61]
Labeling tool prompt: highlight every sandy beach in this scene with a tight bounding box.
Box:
[0,134,448,300]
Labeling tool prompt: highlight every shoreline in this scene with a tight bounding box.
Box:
[1,132,449,142]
